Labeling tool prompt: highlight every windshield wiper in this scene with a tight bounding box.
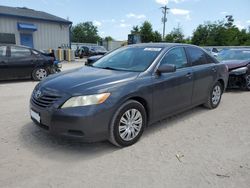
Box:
[101,67,119,71]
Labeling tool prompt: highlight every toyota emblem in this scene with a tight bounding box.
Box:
[35,90,42,99]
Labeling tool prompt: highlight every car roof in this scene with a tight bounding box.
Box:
[129,43,198,49]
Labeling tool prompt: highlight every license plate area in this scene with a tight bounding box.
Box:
[30,109,40,123]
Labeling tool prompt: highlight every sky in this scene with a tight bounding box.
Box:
[1,0,250,41]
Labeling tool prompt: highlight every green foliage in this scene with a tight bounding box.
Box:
[191,17,250,46]
[131,26,140,35]
[130,21,162,43]
[104,36,114,41]
[153,31,162,42]
[165,26,185,43]
[71,22,101,43]
[140,21,155,42]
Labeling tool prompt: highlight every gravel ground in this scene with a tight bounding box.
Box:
[0,62,249,188]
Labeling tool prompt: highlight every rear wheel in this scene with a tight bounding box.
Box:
[243,74,250,91]
[32,68,48,81]
[204,82,222,109]
[109,100,146,147]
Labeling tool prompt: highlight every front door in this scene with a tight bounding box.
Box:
[20,33,34,48]
[152,47,194,120]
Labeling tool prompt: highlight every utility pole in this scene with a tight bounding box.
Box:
[161,6,170,40]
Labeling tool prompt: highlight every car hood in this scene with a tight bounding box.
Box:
[221,60,250,70]
[39,66,140,95]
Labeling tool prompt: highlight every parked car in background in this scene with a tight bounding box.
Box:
[30,43,228,147]
[204,47,219,57]
[75,45,107,58]
[217,48,250,90]
[0,44,61,81]
[86,55,103,65]
[90,46,108,55]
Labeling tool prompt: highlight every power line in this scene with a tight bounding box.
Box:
[161,6,170,40]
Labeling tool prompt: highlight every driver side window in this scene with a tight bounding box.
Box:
[161,47,188,69]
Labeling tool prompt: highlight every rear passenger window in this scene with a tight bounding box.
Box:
[0,46,7,57]
[11,46,31,57]
[186,47,208,66]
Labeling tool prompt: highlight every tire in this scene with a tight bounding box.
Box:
[204,82,223,109]
[109,100,147,147]
[32,68,48,81]
[243,74,250,91]
[79,54,84,59]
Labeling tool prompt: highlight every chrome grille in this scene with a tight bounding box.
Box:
[32,91,61,108]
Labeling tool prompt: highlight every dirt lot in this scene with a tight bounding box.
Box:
[0,62,250,188]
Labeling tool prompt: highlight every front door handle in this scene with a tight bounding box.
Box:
[212,67,217,73]
[186,72,192,79]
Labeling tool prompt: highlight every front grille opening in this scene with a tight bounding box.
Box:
[32,93,61,108]
[68,130,84,137]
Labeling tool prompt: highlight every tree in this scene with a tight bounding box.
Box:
[165,26,185,43]
[71,22,100,43]
[191,16,250,46]
[131,25,140,35]
[153,31,162,42]
[104,36,114,41]
[130,21,162,43]
[225,15,234,28]
[140,21,155,42]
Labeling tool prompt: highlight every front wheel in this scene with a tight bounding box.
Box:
[204,82,223,109]
[32,68,48,81]
[109,100,147,147]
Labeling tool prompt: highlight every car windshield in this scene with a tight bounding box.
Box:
[92,46,162,72]
[217,49,250,61]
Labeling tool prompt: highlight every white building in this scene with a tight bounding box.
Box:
[0,5,72,50]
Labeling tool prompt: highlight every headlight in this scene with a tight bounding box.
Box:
[61,93,110,108]
[231,67,247,74]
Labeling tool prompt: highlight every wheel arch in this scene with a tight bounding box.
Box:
[126,96,150,124]
[217,79,225,92]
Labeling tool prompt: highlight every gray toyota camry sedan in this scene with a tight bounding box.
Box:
[30,43,228,147]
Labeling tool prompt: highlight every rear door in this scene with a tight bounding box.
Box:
[152,47,194,119]
[0,45,9,80]
[185,47,217,105]
[8,46,36,78]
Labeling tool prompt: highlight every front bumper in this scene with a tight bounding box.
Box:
[30,99,114,142]
[228,73,246,88]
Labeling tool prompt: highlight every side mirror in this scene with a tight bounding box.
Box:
[157,64,176,74]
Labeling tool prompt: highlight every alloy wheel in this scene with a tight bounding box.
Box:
[36,69,47,80]
[212,85,221,105]
[118,109,143,141]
